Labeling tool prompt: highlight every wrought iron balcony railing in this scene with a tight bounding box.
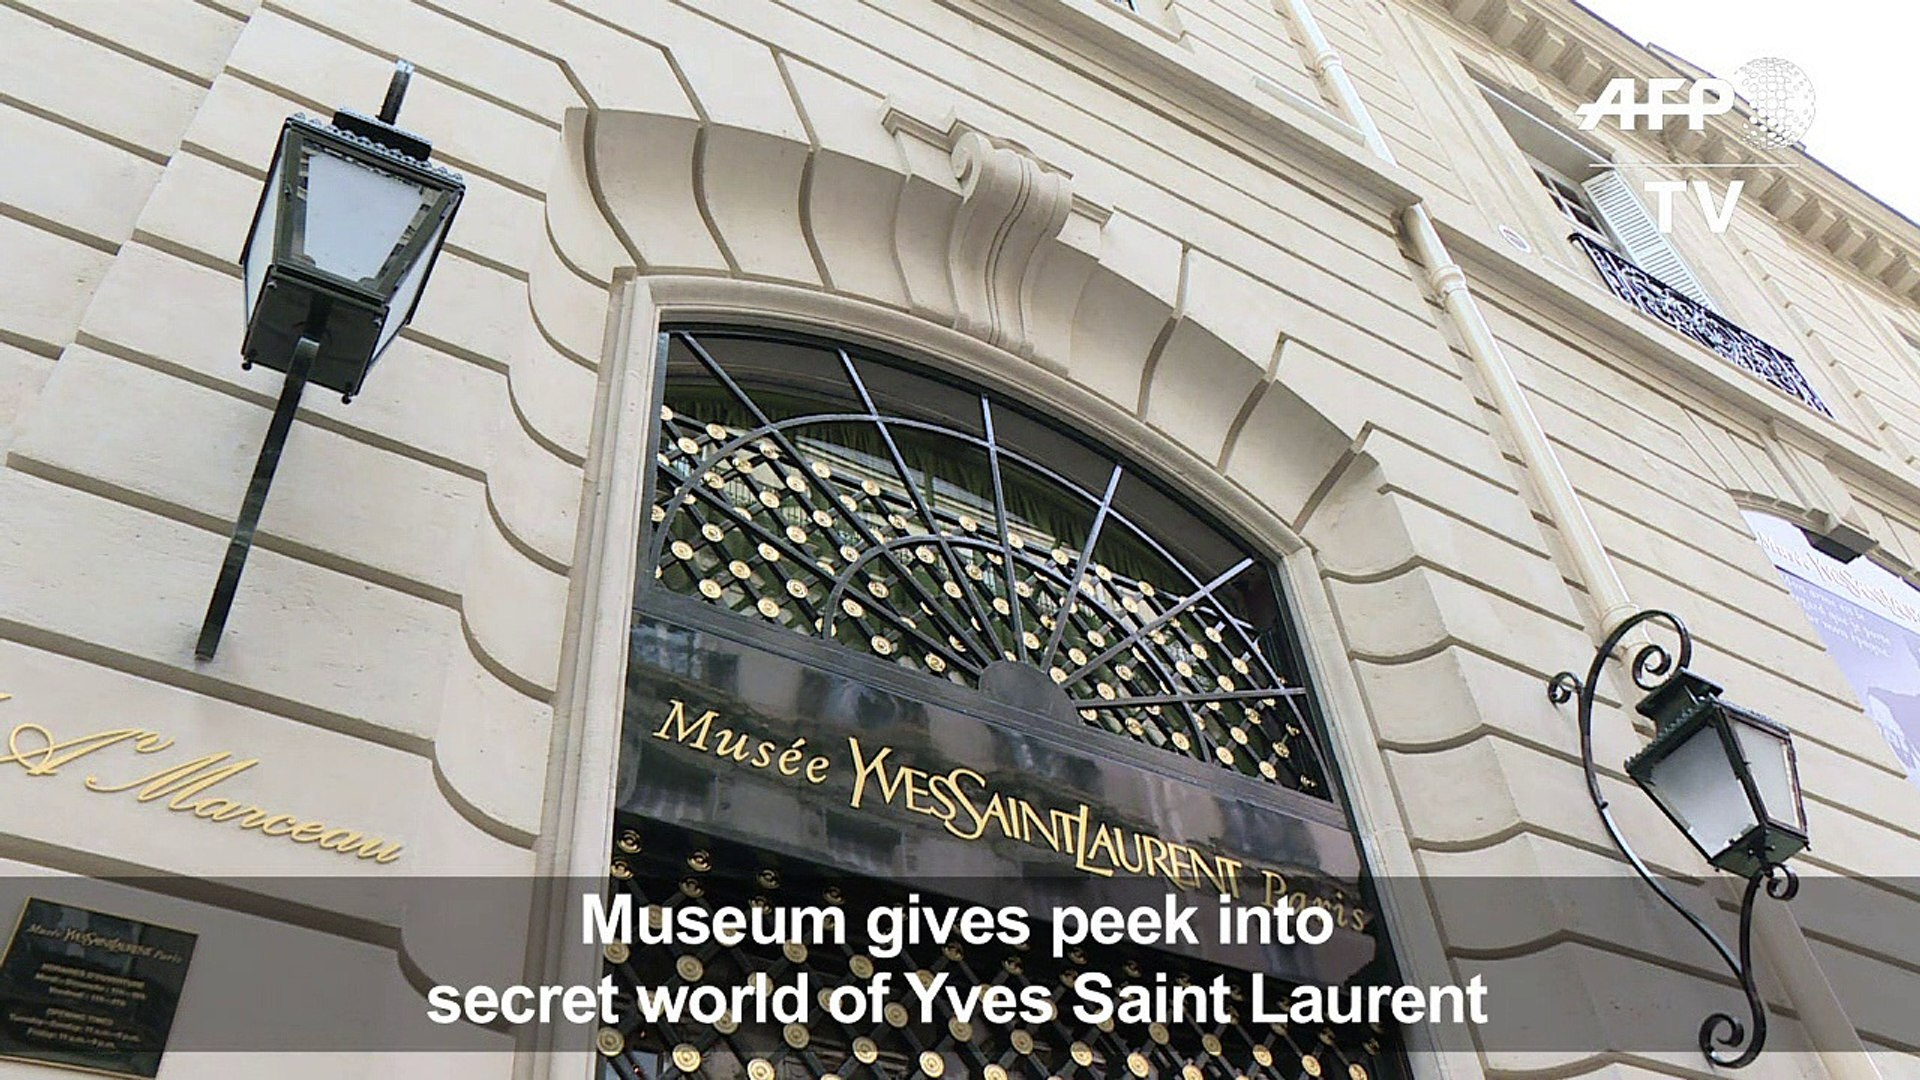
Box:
[1569,233,1833,418]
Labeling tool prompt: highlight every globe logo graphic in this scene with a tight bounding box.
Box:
[1730,57,1815,149]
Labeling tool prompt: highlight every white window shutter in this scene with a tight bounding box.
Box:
[1581,170,1719,311]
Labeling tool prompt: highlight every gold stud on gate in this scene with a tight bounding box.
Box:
[1070,1042,1094,1067]
[853,1037,880,1064]
[783,1023,809,1050]
[1127,1053,1151,1078]
[1301,1056,1322,1077]
[596,1028,625,1056]
[920,1052,946,1077]
[603,942,630,965]
[748,1058,776,1080]
[672,1044,702,1072]
[1011,1030,1035,1055]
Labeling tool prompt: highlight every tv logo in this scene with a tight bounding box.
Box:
[1575,77,1734,131]
[1646,179,1744,235]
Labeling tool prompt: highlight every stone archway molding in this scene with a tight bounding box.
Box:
[488,91,1481,1080]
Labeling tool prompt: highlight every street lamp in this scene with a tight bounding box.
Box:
[1625,668,1809,879]
[196,60,464,660]
[1549,610,1808,1069]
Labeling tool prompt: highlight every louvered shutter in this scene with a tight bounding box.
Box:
[1581,169,1719,311]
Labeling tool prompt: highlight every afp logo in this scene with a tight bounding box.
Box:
[1578,60,1814,147]
[1574,77,1735,131]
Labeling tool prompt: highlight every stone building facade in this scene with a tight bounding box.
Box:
[0,0,1916,1078]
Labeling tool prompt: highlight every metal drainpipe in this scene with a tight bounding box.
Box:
[1272,0,1880,1074]
[1276,0,1635,634]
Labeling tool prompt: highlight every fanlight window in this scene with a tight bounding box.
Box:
[645,329,1333,799]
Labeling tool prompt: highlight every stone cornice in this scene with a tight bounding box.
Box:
[1422,0,1920,306]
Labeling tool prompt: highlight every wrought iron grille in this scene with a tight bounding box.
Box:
[596,819,1401,1080]
[643,330,1331,798]
[1569,234,1833,417]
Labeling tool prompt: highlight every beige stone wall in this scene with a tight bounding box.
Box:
[0,1,1917,1078]
[1345,4,1920,1068]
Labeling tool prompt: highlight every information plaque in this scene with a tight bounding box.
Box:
[0,898,196,1078]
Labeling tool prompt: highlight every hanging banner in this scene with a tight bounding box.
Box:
[1744,511,1920,789]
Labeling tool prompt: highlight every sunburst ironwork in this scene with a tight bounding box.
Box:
[643,330,1331,798]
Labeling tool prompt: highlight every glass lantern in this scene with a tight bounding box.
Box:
[1625,669,1810,879]
[239,114,463,399]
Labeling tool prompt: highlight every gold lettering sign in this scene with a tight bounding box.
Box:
[652,700,1370,927]
[0,705,404,865]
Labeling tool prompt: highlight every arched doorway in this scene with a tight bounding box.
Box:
[599,327,1403,1080]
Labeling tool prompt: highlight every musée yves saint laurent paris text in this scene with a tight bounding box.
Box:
[651,699,1369,925]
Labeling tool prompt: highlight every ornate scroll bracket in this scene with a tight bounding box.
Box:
[883,105,1111,359]
[1546,609,1797,1069]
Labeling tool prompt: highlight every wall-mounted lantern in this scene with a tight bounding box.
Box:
[196,60,464,661]
[1549,610,1808,1069]
[1624,667,1809,879]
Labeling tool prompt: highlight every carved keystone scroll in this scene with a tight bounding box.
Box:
[883,105,1110,360]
